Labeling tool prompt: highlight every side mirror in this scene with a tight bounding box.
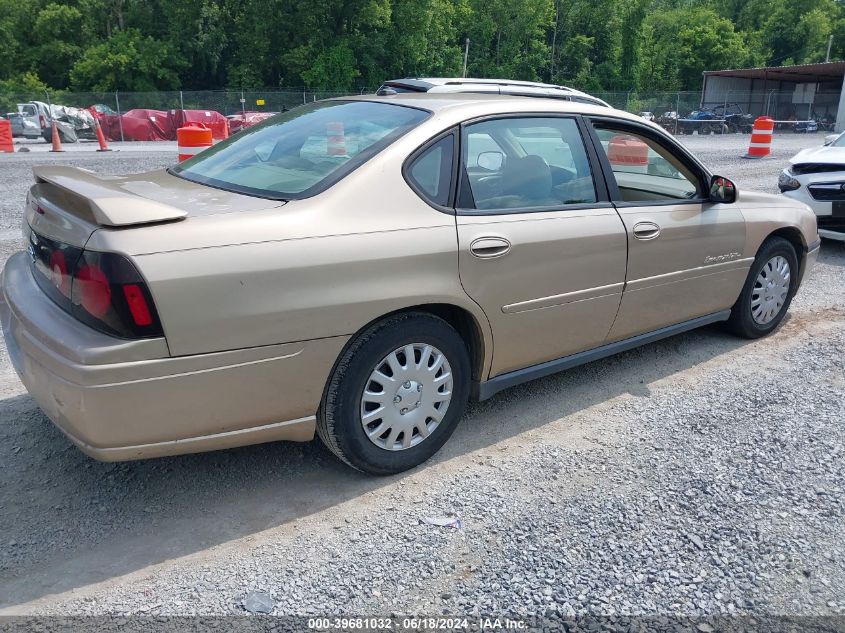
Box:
[477,150,504,171]
[709,175,736,204]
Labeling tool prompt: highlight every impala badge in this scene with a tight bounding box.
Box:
[704,252,741,264]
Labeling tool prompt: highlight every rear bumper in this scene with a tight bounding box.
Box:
[1,252,347,461]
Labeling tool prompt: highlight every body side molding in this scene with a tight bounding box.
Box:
[474,309,732,400]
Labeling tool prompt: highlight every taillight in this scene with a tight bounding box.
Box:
[75,263,112,318]
[70,250,164,338]
[29,230,164,339]
[122,284,153,326]
[39,115,46,129]
[48,249,70,296]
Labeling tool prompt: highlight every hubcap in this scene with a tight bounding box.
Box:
[751,255,790,325]
[360,343,453,451]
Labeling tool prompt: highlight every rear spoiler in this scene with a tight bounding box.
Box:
[33,165,187,227]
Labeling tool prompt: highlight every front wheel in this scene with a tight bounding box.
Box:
[317,312,470,475]
[726,237,799,339]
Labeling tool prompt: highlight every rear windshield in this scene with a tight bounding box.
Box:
[171,100,429,200]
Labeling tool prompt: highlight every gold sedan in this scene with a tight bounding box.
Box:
[0,94,820,474]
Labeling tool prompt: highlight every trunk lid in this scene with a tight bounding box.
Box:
[26,165,285,248]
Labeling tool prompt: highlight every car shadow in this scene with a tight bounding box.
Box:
[0,324,749,609]
[818,239,845,267]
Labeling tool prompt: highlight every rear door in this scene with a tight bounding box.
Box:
[587,118,748,341]
[454,115,627,378]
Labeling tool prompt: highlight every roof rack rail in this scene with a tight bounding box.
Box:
[376,78,610,108]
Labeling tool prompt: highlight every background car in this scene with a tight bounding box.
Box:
[10,107,42,139]
[825,132,842,146]
[779,132,845,241]
[376,77,611,108]
[794,119,819,134]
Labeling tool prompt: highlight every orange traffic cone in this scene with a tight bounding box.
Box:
[743,116,774,159]
[0,119,14,153]
[93,118,111,152]
[49,122,64,153]
[177,124,213,162]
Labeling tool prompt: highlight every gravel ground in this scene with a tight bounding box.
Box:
[0,132,843,621]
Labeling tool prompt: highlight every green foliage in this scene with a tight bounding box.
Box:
[462,0,554,80]
[635,7,758,91]
[69,28,182,91]
[301,43,361,90]
[0,71,48,95]
[0,0,841,94]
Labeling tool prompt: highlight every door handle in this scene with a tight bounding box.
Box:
[633,221,661,240]
[469,236,511,259]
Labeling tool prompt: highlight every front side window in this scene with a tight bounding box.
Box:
[171,101,429,199]
[461,117,597,211]
[593,125,701,202]
[407,134,454,207]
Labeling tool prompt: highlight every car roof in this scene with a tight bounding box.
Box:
[334,92,647,127]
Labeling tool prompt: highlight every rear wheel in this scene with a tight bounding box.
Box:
[726,237,799,339]
[317,312,470,475]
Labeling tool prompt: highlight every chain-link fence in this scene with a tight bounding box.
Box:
[2,88,839,141]
[0,88,372,118]
[596,90,839,127]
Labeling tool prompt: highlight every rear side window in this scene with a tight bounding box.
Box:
[460,117,597,211]
[406,134,454,207]
[171,101,429,200]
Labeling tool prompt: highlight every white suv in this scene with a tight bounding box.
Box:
[779,132,845,241]
[377,77,610,108]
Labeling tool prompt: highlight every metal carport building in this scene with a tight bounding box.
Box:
[701,61,845,132]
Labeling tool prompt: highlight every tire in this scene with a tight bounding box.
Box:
[725,237,799,339]
[317,312,471,475]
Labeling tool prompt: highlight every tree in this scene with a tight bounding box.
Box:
[753,0,842,65]
[69,28,183,91]
[549,0,623,89]
[301,43,361,90]
[30,4,86,89]
[462,0,553,80]
[0,0,838,95]
[635,7,756,91]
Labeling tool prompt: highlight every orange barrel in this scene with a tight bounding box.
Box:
[607,134,648,172]
[177,124,213,161]
[0,119,14,153]
[745,116,774,159]
[326,121,347,156]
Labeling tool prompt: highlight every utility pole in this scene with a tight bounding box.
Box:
[462,38,470,78]
[826,34,833,63]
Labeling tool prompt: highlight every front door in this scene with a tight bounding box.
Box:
[588,119,749,342]
[455,115,627,378]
